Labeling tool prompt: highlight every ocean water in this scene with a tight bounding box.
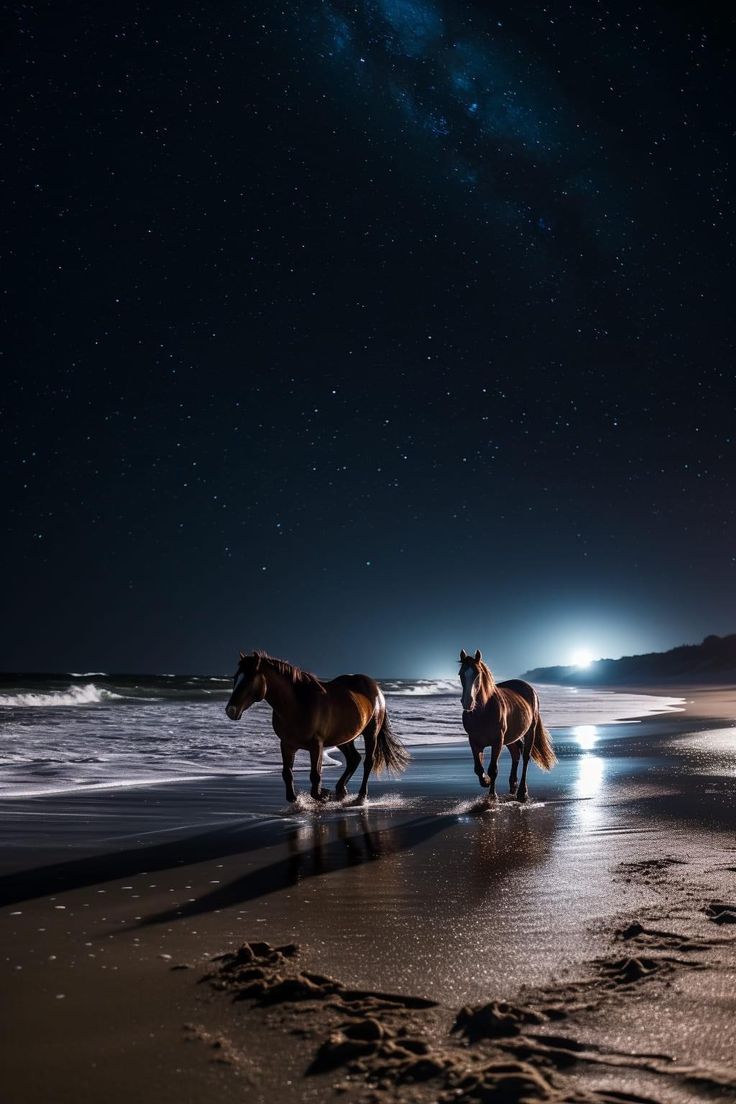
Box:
[0,673,684,798]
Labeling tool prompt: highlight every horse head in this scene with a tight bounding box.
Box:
[459,648,484,711]
[225,651,267,720]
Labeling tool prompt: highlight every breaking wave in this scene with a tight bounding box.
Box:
[383,679,457,696]
[0,683,122,708]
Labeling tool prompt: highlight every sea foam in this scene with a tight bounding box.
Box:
[0,683,121,707]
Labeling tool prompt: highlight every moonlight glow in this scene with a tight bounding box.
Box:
[571,649,594,669]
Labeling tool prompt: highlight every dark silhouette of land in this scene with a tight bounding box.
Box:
[524,633,736,686]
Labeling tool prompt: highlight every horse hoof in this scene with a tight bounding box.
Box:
[313,790,331,803]
[479,774,491,788]
[334,789,347,802]
[517,791,528,803]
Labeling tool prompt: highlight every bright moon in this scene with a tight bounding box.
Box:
[571,648,594,668]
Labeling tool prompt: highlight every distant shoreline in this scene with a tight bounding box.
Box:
[539,682,736,722]
[524,632,736,689]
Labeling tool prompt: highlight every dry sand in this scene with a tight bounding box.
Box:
[1,688,735,1103]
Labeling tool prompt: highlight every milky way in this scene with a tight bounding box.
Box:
[317,0,620,249]
[3,1,734,675]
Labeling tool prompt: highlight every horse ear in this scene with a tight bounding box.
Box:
[252,650,261,669]
[460,649,468,661]
[239,651,245,660]
[474,649,482,661]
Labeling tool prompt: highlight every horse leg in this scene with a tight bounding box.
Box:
[281,741,297,803]
[508,740,521,795]
[517,727,534,802]
[335,740,361,800]
[488,736,502,798]
[309,741,329,802]
[471,742,491,788]
[357,723,377,803]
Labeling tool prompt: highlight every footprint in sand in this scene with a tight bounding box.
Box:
[704,900,736,925]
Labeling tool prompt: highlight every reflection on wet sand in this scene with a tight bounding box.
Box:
[464,804,555,899]
[572,754,606,828]
[137,811,458,927]
[573,723,598,750]
[575,754,605,799]
[288,810,391,877]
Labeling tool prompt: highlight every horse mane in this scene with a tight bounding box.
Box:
[475,659,496,706]
[256,652,327,695]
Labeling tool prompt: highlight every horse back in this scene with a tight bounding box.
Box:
[496,681,537,742]
[327,673,381,701]
[323,674,383,734]
[498,679,538,710]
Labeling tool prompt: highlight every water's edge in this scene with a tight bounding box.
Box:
[0,674,684,799]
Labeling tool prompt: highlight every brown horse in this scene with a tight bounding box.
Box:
[459,649,556,801]
[225,651,410,803]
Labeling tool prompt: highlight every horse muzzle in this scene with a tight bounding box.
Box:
[225,703,243,721]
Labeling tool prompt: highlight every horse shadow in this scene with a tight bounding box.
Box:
[0,817,290,909]
[1,798,563,930]
[0,807,457,917]
[135,811,458,928]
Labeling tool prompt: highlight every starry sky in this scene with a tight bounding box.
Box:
[3,1,735,677]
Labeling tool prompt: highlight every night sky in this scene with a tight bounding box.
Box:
[4,1,735,677]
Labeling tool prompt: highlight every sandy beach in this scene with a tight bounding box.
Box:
[1,686,735,1104]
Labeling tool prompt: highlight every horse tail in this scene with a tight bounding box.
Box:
[531,713,557,771]
[373,710,411,775]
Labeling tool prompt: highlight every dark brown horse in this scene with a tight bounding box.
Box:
[225,651,410,803]
[459,649,556,801]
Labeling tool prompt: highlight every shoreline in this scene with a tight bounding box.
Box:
[0,682,698,804]
[613,683,736,721]
[1,688,735,1103]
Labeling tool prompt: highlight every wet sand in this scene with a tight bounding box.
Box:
[1,696,735,1103]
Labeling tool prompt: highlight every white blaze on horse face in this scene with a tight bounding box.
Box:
[461,666,478,710]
